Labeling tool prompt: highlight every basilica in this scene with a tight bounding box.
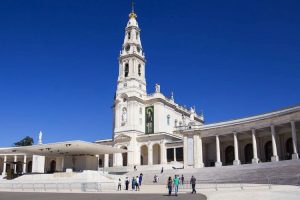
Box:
[0,8,299,178]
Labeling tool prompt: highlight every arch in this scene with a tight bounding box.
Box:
[264,141,272,162]
[140,145,148,165]
[225,146,234,165]
[124,63,129,77]
[27,161,32,173]
[99,159,103,168]
[16,162,23,174]
[121,146,128,166]
[128,31,131,39]
[50,160,56,173]
[167,115,170,126]
[285,138,293,160]
[152,144,161,165]
[138,64,141,76]
[244,143,253,164]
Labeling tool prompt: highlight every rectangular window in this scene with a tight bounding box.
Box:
[167,148,174,162]
[176,147,183,162]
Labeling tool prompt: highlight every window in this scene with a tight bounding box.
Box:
[128,31,131,39]
[136,31,139,39]
[124,63,129,77]
[138,64,141,76]
[167,115,170,126]
[174,120,178,127]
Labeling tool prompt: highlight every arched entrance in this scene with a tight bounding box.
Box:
[140,145,148,165]
[244,143,253,164]
[27,161,32,173]
[121,146,128,166]
[285,138,293,160]
[50,160,56,173]
[99,159,103,168]
[16,162,23,175]
[152,144,161,165]
[225,146,234,165]
[264,141,272,162]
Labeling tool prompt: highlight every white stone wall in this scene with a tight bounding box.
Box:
[64,156,98,171]
[32,155,45,173]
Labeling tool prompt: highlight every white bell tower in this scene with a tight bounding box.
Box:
[116,6,146,98]
[113,6,146,138]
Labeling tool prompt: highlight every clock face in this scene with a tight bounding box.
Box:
[125,45,130,52]
[137,46,140,52]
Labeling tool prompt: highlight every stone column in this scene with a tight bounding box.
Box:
[193,134,204,168]
[173,148,177,162]
[251,129,259,164]
[2,155,7,176]
[271,125,279,162]
[160,140,167,164]
[113,153,122,167]
[215,135,222,167]
[183,136,189,168]
[233,132,241,165]
[291,121,299,159]
[148,144,153,165]
[23,155,27,174]
[96,155,99,170]
[104,154,109,168]
[61,157,65,172]
[14,155,17,174]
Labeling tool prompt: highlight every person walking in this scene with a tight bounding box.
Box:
[131,177,136,191]
[135,176,140,191]
[167,176,173,196]
[173,175,180,196]
[139,173,143,186]
[190,175,197,194]
[181,174,185,185]
[125,177,129,190]
[117,178,122,191]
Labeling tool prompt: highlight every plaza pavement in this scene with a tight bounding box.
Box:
[0,192,206,200]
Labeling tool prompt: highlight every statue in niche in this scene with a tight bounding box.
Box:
[121,107,127,126]
[182,114,186,126]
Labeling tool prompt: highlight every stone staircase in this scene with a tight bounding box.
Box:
[11,170,116,183]
[122,160,300,185]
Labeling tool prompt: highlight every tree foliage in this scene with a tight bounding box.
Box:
[14,136,34,146]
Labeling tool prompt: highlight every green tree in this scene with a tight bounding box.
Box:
[14,136,34,146]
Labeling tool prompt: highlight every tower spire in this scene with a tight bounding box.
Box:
[131,2,135,13]
[129,2,137,18]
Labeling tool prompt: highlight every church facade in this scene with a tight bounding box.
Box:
[95,9,204,169]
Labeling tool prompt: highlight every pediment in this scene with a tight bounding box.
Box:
[114,134,131,142]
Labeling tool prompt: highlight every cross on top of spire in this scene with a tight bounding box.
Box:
[129,2,137,18]
[131,2,135,13]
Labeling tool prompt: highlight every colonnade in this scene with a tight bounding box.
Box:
[185,120,299,168]
[1,154,29,176]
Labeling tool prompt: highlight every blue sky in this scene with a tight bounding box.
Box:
[0,0,299,146]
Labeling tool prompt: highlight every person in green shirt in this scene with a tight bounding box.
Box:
[173,175,180,196]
